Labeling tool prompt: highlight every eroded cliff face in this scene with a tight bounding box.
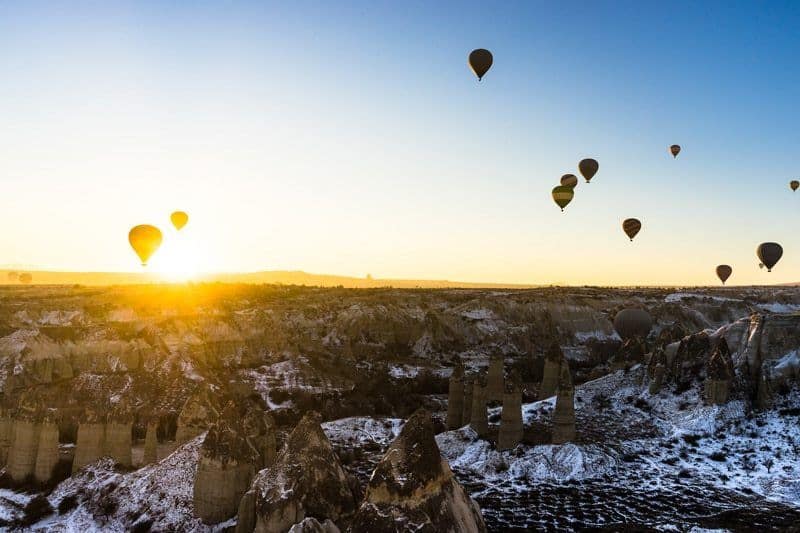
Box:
[349,409,486,533]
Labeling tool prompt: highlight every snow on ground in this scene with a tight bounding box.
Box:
[664,293,738,303]
[759,302,800,313]
[323,416,404,447]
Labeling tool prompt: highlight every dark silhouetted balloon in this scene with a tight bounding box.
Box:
[758,262,764,270]
[670,145,681,158]
[578,159,599,183]
[791,180,799,192]
[170,211,189,231]
[756,242,783,272]
[622,218,641,241]
[560,174,578,188]
[468,49,493,81]
[129,225,163,266]
[716,265,732,285]
[552,185,574,211]
[613,308,653,340]
[18,273,32,284]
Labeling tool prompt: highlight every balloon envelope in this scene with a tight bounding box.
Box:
[756,242,783,272]
[6,272,18,281]
[560,174,578,188]
[578,159,599,183]
[716,265,732,284]
[129,225,163,266]
[18,273,32,284]
[622,218,642,241]
[170,211,189,230]
[613,308,653,340]
[552,185,574,211]
[790,180,799,192]
[468,49,493,80]
[670,144,681,158]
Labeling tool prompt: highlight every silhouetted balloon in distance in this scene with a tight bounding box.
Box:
[6,272,18,282]
[468,49,493,81]
[758,263,764,270]
[170,211,189,231]
[578,159,599,183]
[790,180,799,192]
[613,308,653,340]
[560,174,578,188]
[552,185,574,211]
[756,242,783,272]
[622,218,642,241]
[129,225,163,266]
[670,144,681,158]
[18,273,32,284]
[716,265,732,285]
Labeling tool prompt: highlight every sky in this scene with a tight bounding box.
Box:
[1,1,799,285]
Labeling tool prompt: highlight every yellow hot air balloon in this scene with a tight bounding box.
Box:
[578,159,599,183]
[790,180,799,192]
[669,144,681,158]
[622,218,641,241]
[171,211,189,231]
[18,273,32,285]
[129,225,163,266]
[468,49,493,81]
[552,185,574,211]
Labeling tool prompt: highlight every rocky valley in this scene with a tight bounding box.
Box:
[0,283,798,531]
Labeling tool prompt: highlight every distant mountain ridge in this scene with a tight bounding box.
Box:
[0,269,540,289]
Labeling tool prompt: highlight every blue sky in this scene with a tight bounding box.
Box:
[1,1,799,284]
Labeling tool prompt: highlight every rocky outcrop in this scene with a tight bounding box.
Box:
[176,388,220,444]
[498,378,523,451]
[648,346,667,394]
[235,489,257,533]
[446,359,464,430]
[461,377,473,426]
[349,409,486,533]
[486,353,505,402]
[0,415,12,464]
[105,420,132,467]
[194,400,276,525]
[290,518,340,533]
[250,411,356,532]
[610,338,646,370]
[539,342,563,400]
[469,378,488,438]
[552,363,575,444]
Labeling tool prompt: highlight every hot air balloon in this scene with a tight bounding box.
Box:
[669,145,681,158]
[129,225,163,266]
[468,49,493,81]
[552,185,574,211]
[578,158,599,183]
[790,180,799,192]
[756,242,783,272]
[758,263,764,270]
[18,273,32,285]
[6,272,18,282]
[716,265,732,285]
[560,174,578,188]
[613,308,653,340]
[622,218,641,241]
[170,211,189,231]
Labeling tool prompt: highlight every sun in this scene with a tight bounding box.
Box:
[149,235,202,282]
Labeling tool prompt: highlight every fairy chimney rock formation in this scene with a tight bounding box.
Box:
[194,400,276,525]
[648,346,667,394]
[7,419,39,482]
[349,409,487,533]
[249,411,356,532]
[34,418,60,483]
[461,376,474,426]
[469,377,488,438]
[706,338,734,405]
[446,358,465,430]
[105,415,133,468]
[143,421,158,465]
[552,363,576,444]
[539,342,564,400]
[486,353,505,402]
[498,377,523,451]
[72,409,107,474]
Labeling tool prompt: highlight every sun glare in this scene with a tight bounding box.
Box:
[149,232,202,282]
